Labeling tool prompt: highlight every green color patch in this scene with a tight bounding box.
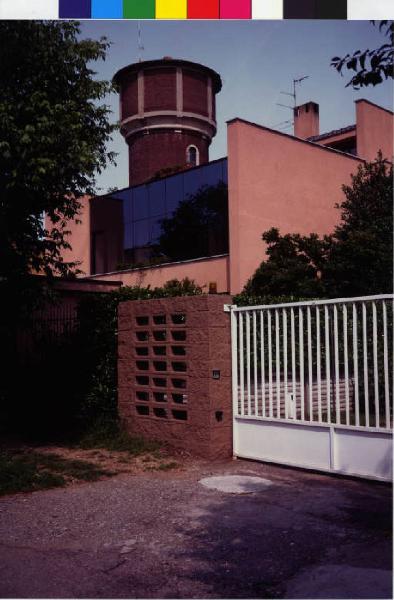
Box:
[123,0,155,18]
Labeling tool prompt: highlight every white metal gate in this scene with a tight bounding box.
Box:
[229,295,393,481]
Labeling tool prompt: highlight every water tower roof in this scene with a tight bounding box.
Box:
[113,57,222,93]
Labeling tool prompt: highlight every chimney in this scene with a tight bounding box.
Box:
[294,101,319,139]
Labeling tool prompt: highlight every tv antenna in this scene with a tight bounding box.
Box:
[276,75,309,111]
[137,21,144,62]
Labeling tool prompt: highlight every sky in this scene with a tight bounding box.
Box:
[79,19,393,193]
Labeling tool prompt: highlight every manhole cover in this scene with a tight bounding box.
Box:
[199,475,273,494]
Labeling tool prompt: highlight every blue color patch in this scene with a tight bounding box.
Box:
[59,0,91,17]
[91,0,123,18]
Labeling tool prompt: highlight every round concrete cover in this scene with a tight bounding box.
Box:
[199,475,273,494]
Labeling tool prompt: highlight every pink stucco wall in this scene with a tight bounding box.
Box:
[45,196,91,276]
[356,99,394,162]
[227,118,363,294]
[88,254,229,293]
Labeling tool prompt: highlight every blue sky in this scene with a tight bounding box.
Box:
[79,19,393,193]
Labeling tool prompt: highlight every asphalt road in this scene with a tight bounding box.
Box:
[0,458,392,599]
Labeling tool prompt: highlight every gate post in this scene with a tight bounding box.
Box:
[118,294,233,459]
[225,304,238,457]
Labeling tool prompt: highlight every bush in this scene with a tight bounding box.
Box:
[74,278,202,434]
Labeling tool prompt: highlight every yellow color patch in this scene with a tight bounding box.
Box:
[155,0,187,18]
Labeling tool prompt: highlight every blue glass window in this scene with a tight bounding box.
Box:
[132,186,149,220]
[133,220,150,247]
[150,219,163,244]
[165,174,184,216]
[183,169,201,200]
[148,180,166,217]
[124,222,133,249]
[94,157,228,271]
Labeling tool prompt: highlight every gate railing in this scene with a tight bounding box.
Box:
[230,294,393,431]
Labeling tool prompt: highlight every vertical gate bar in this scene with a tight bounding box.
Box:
[382,301,390,429]
[246,311,251,416]
[353,303,360,426]
[268,310,273,417]
[253,311,258,416]
[261,310,265,417]
[343,304,350,425]
[362,302,369,427]
[239,312,244,417]
[333,304,340,424]
[276,309,281,418]
[307,306,313,422]
[299,307,305,421]
[231,310,239,425]
[372,301,380,428]
[325,305,331,424]
[316,306,322,423]
[283,309,288,419]
[291,308,296,418]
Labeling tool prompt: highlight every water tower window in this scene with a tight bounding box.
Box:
[186,145,199,167]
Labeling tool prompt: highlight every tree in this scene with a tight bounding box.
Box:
[244,155,393,299]
[243,228,327,298]
[156,182,228,262]
[324,155,393,297]
[331,21,393,89]
[0,21,116,319]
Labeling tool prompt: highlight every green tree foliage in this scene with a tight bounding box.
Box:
[331,21,393,88]
[244,155,393,299]
[156,182,228,261]
[243,228,327,299]
[325,156,393,297]
[0,21,116,319]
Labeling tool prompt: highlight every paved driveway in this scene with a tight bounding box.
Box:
[0,458,392,598]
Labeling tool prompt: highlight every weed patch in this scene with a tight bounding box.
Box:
[0,450,114,496]
[75,420,161,456]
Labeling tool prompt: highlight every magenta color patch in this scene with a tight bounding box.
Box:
[220,0,251,19]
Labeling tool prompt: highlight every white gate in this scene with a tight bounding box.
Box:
[229,295,393,481]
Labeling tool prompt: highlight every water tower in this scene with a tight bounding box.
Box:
[113,57,222,186]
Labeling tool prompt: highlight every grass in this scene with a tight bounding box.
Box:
[144,461,179,472]
[0,450,114,497]
[75,419,162,455]
[0,420,176,497]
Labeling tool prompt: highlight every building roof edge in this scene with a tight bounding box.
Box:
[226,117,362,162]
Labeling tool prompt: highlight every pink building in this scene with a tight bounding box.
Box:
[57,58,393,295]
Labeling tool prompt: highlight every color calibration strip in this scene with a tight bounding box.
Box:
[0,0,393,19]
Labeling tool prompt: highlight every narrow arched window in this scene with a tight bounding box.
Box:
[186,145,199,167]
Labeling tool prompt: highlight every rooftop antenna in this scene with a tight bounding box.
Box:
[137,21,144,62]
[276,75,309,111]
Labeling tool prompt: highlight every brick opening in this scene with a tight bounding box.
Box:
[118,295,232,459]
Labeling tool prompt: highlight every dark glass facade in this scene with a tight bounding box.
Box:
[91,158,228,273]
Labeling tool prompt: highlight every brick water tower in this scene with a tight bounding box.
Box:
[113,57,222,186]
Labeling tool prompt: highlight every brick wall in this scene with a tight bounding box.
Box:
[183,68,209,116]
[120,72,138,119]
[118,295,233,459]
[144,68,177,112]
[128,129,209,186]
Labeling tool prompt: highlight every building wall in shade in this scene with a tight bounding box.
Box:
[90,195,124,275]
[89,254,229,293]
